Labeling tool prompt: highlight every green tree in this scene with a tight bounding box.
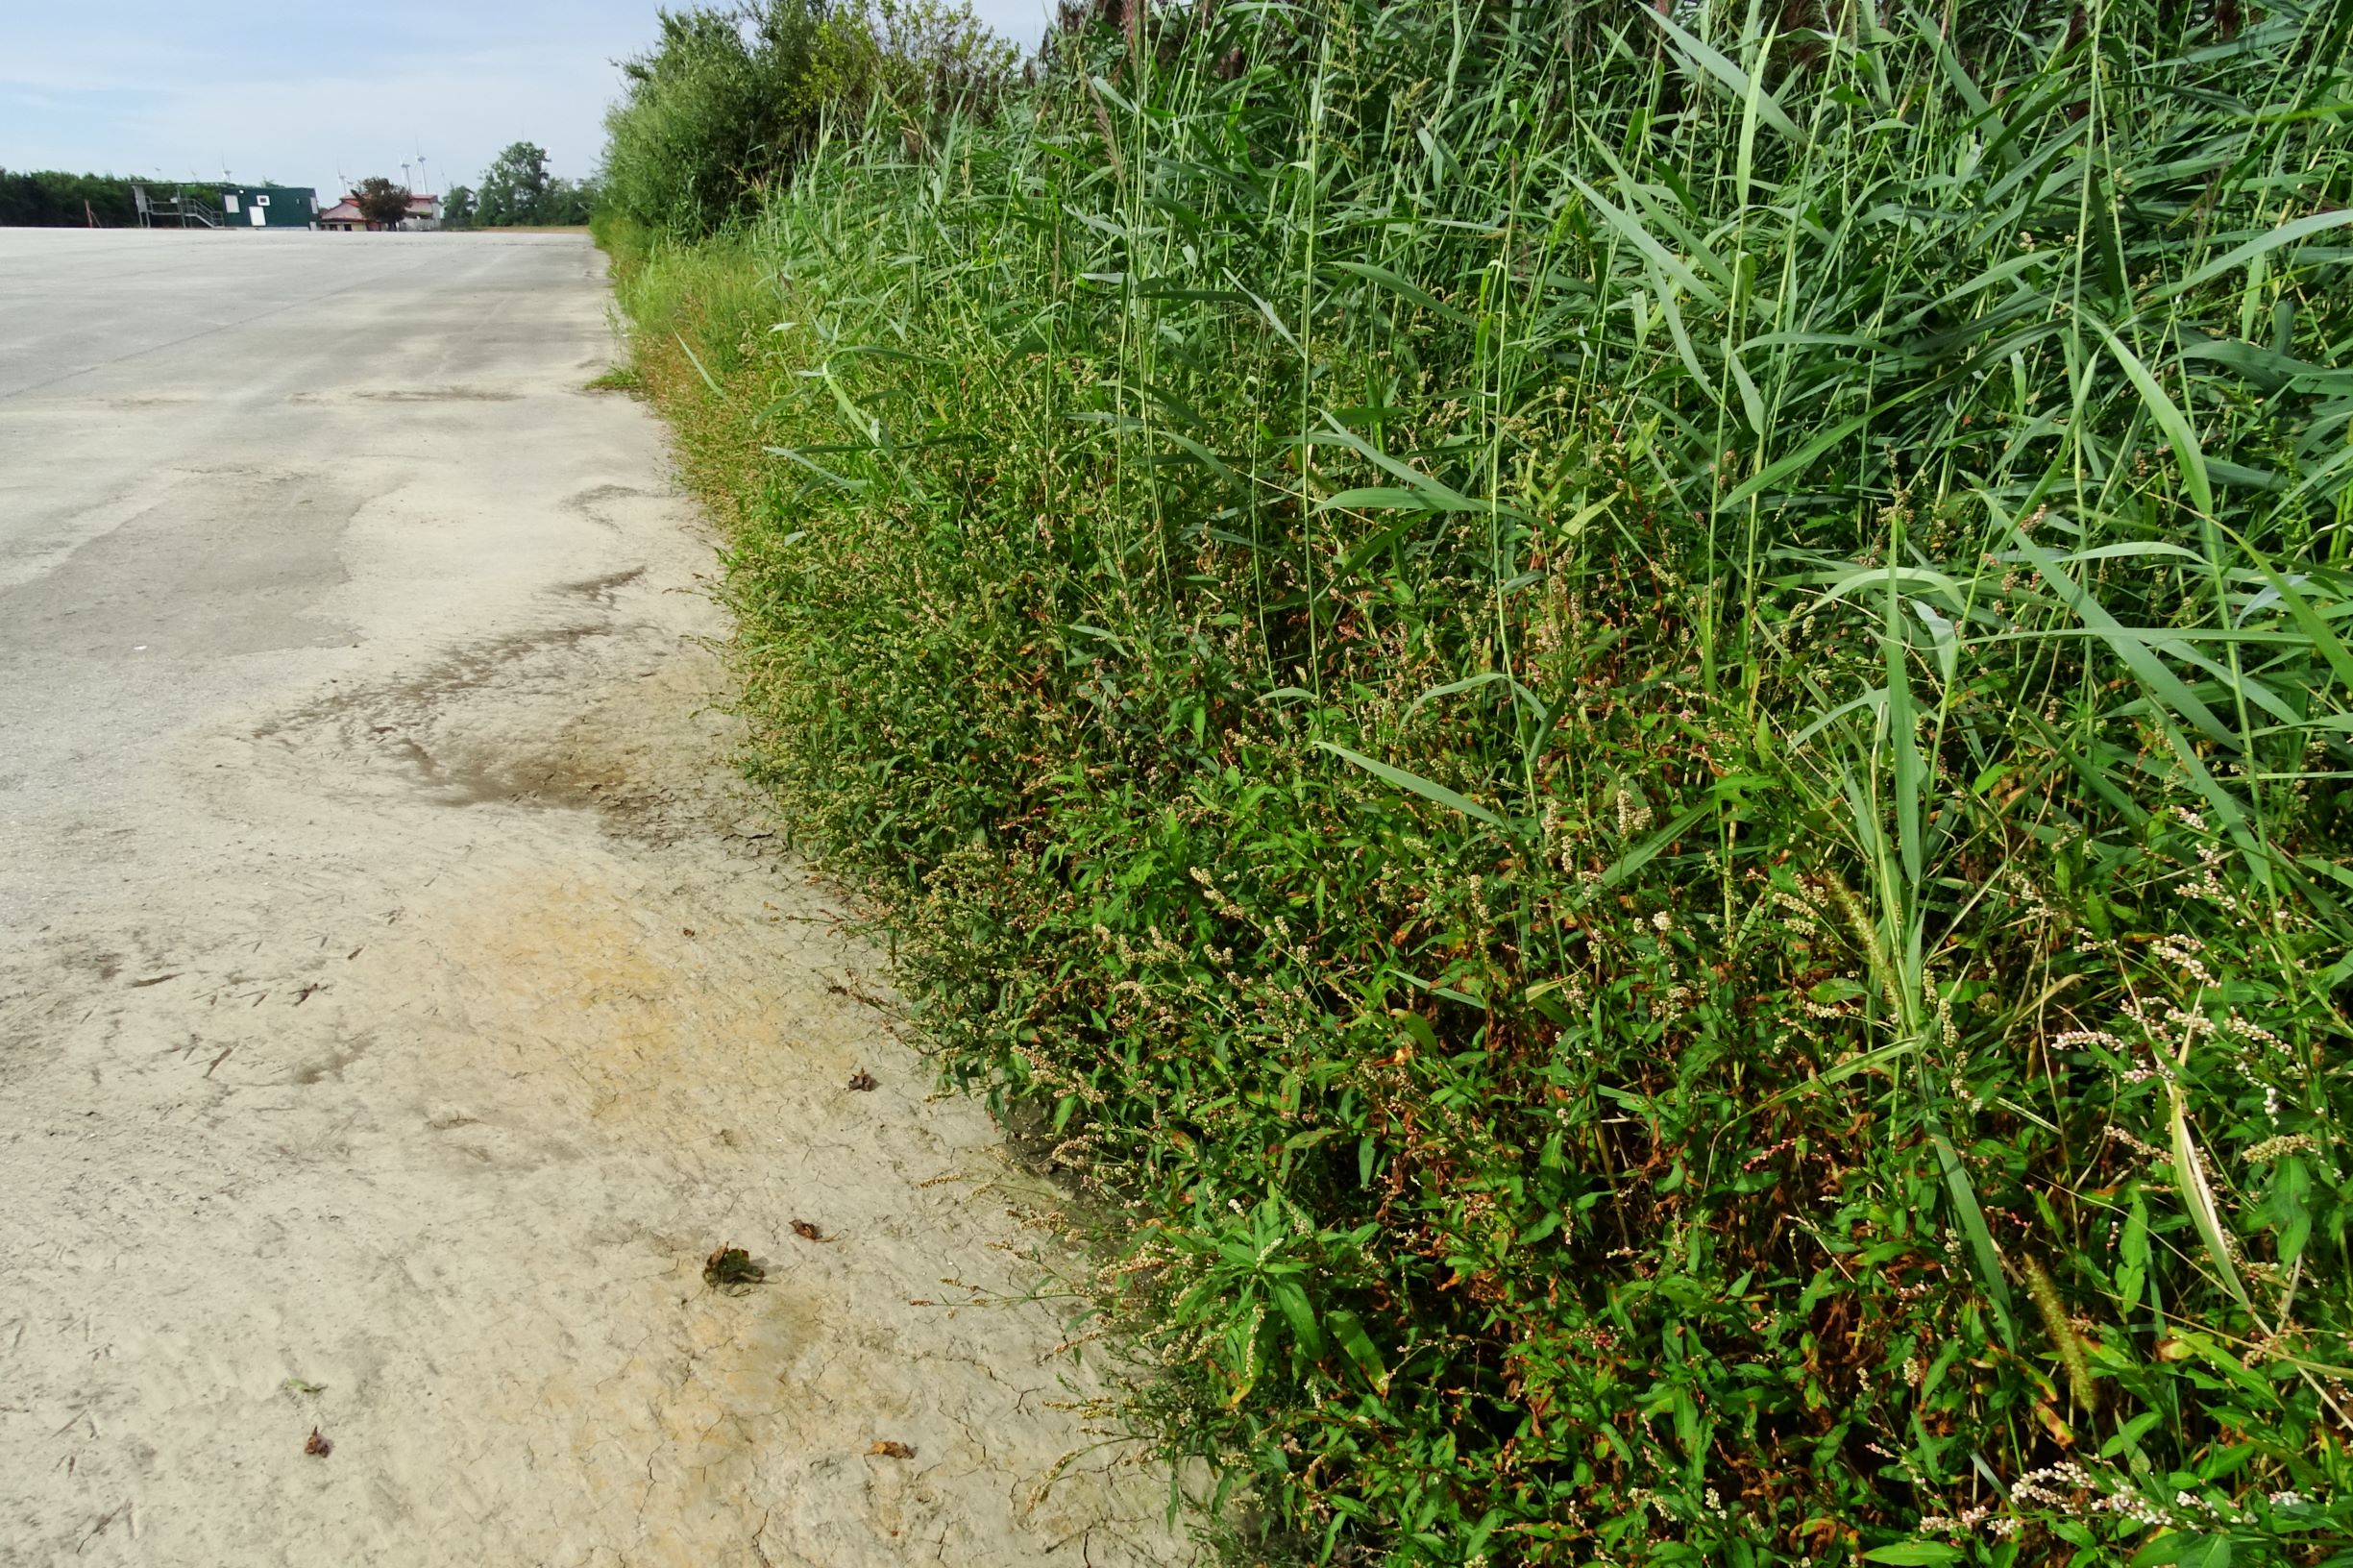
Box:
[598,1,1012,239]
[441,184,476,228]
[475,141,552,227]
[539,176,601,226]
[353,176,410,228]
[599,7,816,238]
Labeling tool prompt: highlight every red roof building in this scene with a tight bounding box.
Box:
[318,192,442,232]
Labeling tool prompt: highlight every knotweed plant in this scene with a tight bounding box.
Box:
[607,0,2353,1559]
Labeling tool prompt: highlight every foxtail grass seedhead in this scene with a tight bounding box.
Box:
[2021,1253,2101,1414]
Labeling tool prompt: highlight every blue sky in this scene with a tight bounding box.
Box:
[0,1,1058,197]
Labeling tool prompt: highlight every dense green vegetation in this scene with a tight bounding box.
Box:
[0,170,141,227]
[445,140,601,230]
[599,0,1013,238]
[602,1,2353,1560]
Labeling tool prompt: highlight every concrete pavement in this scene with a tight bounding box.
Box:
[0,231,1183,1568]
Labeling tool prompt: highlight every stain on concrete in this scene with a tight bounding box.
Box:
[0,470,359,661]
[293,386,522,404]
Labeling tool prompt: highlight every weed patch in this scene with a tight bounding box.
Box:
[608,2,2353,1560]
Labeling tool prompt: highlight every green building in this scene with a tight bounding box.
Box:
[214,184,319,229]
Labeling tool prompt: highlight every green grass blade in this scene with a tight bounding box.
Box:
[1315,741,1507,829]
[2095,322,2214,520]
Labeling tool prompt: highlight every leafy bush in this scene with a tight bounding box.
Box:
[599,0,1014,238]
[611,0,2353,1560]
[353,176,412,228]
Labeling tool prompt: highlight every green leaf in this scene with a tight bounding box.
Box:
[1312,421,1510,516]
[1863,1545,1965,1565]
[2168,1087,2252,1311]
[1315,741,1507,828]
[819,360,885,449]
[2099,1409,2165,1458]
[1391,1010,1440,1054]
[1642,7,1806,143]
[1157,427,1250,492]
[1403,671,1537,724]
[1813,1037,1926,1087]
[1325,1309,1389,1393]
[763,446,871,492]
[2095,322,2213,519]
[2215,521,2353,696]
[1568,176,1724,308]
[1326,260,1473,324]
[1728,352,1768,436]
[1721,408,1874,508]
[1223,268,1303,355]
[674,332,721,395]
[2156,208,2353,302]
[2011,527,2238,751]
[1931,1131,2015,1337]
[1270,1278,1323,1359]
[2269,1155,2313,1270]
[1568,795,1715,907]
[1884,563,1925,890]
[1321,486,1484,515]
[2131,1531,2233,1568]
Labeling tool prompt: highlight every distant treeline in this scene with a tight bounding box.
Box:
[0,170,144,227]
[438,141,601,231]
[5,158,604,232]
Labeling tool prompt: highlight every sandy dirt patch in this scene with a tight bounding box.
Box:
[0,233,1187,1567]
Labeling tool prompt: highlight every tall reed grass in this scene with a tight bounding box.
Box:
[609,0,2353,1558]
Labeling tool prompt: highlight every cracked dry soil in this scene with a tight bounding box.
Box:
[0,396,1187,1568]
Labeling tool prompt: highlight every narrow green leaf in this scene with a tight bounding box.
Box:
[2013,532,2238,750]
[1885,564,1924,890]
[1722,408,1876,508]
[1931,1131,2015,1337]
[1271,1279,1323,1359]
[1326,260,1473,324]
[1313,421,1513,516]
[2156,208,2353,302]
[674,333,721,395]
[2216,522,2353,696]
[1643,7,1806,143]
[2130,1531,2234,1568]
[1321,486,1483,515]
[2168,1087,2253,1312]
[2096,322,2213,518]
[1568,177,1723,308]
[1568,796,1715,907]
[1315,742,1507,828]
[762,446,870,492]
